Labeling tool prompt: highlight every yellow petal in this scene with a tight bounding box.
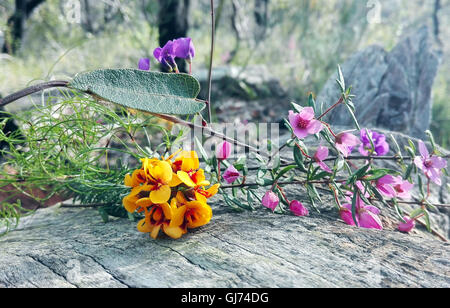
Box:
[194,191,207,204]
[206,184,220,197]
[124,174,134,187]
[177,171,196,187]
[150,184,171,204]
[176,191,188,205]
[181,151,199,172]
[186,202,212,229]
[170,205,187,227]
[162,225,185,239]
[135,198,153,208]
[192,169,210,186]
[160,202,172,220]
[137,218,152,233]
[150,224,161,239]
[150,161,173,184]
[169,173,182,187]
[123,195,138,213]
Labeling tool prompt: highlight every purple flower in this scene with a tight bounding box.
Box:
[288,107,323,139]
[222,165,240,184]
[414,140,447,186]
[398,216,416,233]
[289,200,309,217]
[314,146,332,173]
[340,195,383,230]
[335,132,360,157]
[153,40,177,71]
[138,58,150,71]
[173,37,195,61]
[262,191,279,212]
[359,129,389,156]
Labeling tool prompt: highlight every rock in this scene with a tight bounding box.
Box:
[317,27,441,138]
[0,189,449,288]
[195,66,289,123]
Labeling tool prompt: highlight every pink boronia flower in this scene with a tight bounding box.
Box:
[340,194,383,230]
[398,216,415,233]
[288,107,323,139]
[216,141,232,160]
[414,140,447,186]
[289,200,309,217]
[376,175,414,200]
[335,131,360,157]
[222,165,240,184]
[314,146,332,173]
[262,191,279,212]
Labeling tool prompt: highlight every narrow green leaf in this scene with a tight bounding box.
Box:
[351,188,359,227]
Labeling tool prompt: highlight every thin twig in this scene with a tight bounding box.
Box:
[0,81,69,107]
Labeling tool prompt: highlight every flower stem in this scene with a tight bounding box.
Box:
[317,96,343,121]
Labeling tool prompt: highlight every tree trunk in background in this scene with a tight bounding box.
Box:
[157,0,190,73]
[2,0,46,54]
[254,0,269,40]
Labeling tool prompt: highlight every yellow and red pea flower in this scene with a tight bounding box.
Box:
[122,151,218,240]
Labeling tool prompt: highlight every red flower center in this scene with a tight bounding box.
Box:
[297,118,310,129]
[424,159,433,168]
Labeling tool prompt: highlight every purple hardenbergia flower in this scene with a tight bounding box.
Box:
[359,129,389,156]
[173,38,195,62]
[138,58,150,71]
[154,40,177,72]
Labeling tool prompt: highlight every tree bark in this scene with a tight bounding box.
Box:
[157,0,190,73]
[2,0,46,54]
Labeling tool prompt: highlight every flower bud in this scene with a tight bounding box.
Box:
[262,191,279,212]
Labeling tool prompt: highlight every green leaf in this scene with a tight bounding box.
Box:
[308,94,316,112]
[336,65,345,93]
[69,69,204,115]
[423,209,432,232]
[291,102,303,113]
[274,165,297,182]
[293,146,307,172]
[351,188,359,227]
[194,136,210,162]
[98,207,109,223]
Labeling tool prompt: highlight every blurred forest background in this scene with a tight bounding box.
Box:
[0,0,449,146]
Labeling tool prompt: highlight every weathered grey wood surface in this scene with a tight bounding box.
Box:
[1,200,449,288]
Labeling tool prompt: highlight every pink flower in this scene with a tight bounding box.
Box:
[392,176,414,199]
[216,141,232,160]
[376,175,397,199]
[414,140,447,186]
[288,107,323,139]
[398,216,415,233]
[345,181,369,203]
[335,132,360,157]
[314,146,332,173]
[222,165,240,184]
[289,200,309,217]
[262,191,279,212]
[340,195,383,230]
